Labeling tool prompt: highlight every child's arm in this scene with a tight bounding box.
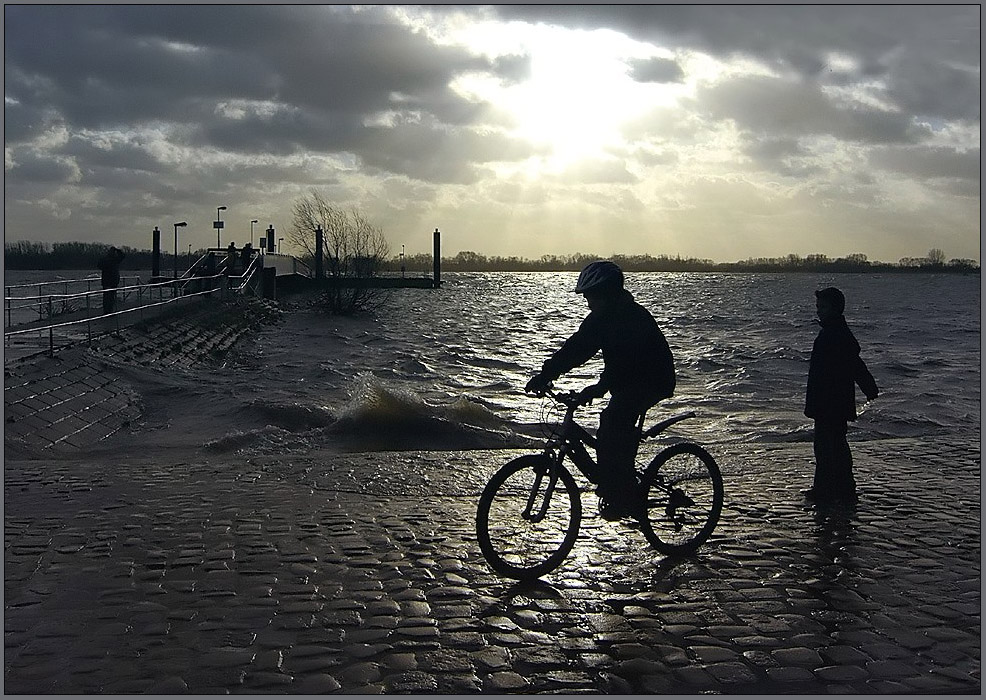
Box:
[854,356,879,401]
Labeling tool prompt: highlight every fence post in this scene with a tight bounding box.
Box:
[5,287,10,328]
[87,291,92,346]
[48,297,54,356]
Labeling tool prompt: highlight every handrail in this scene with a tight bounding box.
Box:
[4,273,227,359]
[230,255,265,295]
[3,283,222,338]
[5,274,100,292]
[5,274,142,300]
[3,252,268,354]
[6,276,178,304]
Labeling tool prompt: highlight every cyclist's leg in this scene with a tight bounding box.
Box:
[595,396,645,512]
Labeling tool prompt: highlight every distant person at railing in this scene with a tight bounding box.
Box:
[240,243,253,271]
[97,246,125,314]
[226,242,237,275]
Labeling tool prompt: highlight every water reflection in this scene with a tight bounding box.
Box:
[804,502,868,634]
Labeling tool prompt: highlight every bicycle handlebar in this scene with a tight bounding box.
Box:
[533,385,588,409]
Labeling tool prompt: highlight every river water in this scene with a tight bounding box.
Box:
[5,270,981,456]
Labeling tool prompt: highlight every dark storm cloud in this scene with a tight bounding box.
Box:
[868,145,981,182]
[628,57,684,84]
[356,117,539,184]
[4,5,512,169]
[696,75,931,145]
[5,146,79,184]
[3,96,55,143]
[745,137,805,162]
[4,6,281,134]
[59,135,168,175]
[491,53,532,84]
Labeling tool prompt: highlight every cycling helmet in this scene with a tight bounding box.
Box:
[574,260,624,294]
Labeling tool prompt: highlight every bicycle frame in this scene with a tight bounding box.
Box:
[529,388,699,521]
[477,388,724,579]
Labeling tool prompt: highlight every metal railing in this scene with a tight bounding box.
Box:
[228,255,265,296]
[4,251,291,360]
[4,273,226,360]
[5,275,143,328]
[258,252,312,278]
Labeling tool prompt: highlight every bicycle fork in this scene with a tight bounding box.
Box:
[523,452,566,523]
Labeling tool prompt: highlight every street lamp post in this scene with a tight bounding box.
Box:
[215,206,227,247]
[173,221,188,282]
[187,243,192,267]
[400,244,405,278]
[250,219,258,246]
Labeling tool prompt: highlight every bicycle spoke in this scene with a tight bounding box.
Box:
[477,455,582,579]
[640,443,723,555]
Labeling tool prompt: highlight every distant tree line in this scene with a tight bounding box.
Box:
[384,249,980,274]
[4,240,209,271]
[6,240,979,275]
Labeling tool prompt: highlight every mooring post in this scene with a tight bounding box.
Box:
[433,228,441,288]
[315,226,324,279]
[151,226,161,278]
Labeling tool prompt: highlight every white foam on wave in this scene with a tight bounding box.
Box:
[325,372,533,451]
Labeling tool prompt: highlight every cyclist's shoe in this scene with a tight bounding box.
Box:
[598,497,631,521]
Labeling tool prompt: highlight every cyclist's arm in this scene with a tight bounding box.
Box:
[574,382,607,405]
[539,316,603,383]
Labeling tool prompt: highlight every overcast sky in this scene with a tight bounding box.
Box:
[4,5,981,263]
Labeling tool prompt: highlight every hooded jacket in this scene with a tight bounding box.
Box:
[805,315,878,421]
[539,289,675,403]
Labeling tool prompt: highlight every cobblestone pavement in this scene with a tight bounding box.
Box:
[4,435,980,694]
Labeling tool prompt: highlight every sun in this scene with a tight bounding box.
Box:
[451,22,674,173]
[507,50,625,167]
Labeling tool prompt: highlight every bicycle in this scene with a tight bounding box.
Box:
[476,386,724,580]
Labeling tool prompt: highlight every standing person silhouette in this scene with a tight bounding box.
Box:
[525,261,676,520]
[97,246,125,314]
[804,286,879,505]
[226,242,237,275]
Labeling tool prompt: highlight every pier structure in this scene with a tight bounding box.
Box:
[4,226,442,362]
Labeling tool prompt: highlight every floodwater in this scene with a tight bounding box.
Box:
[28,270,972,460]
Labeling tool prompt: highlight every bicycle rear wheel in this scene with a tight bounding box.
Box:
[476,454,582,580]
[639,442,723,555]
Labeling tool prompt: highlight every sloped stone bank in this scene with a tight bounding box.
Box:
[4,297,281,455]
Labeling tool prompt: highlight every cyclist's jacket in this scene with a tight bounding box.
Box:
[539,289,675,404]
[805,315,878,422]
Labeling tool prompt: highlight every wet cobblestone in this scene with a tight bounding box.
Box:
[3,433,981,694]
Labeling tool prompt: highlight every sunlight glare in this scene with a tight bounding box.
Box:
[450,22,682,174]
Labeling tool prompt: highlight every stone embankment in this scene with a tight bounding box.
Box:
[3,298,980,694]
[4,297,280,455]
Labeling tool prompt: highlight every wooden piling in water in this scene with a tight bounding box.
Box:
[433,228,441,288]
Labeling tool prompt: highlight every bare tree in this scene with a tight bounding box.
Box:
[927,248,946,266]
[288,189,391,315]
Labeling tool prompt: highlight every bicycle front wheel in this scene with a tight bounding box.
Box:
[476,454,582,580]
[639,442,723,556]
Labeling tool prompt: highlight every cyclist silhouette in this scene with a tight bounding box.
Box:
[526,260,676,520]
